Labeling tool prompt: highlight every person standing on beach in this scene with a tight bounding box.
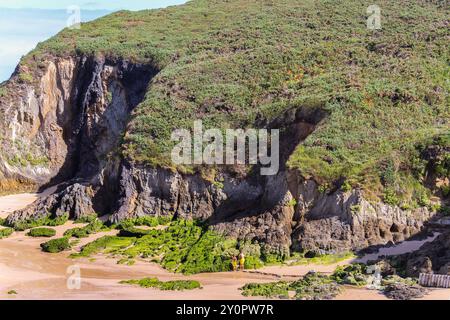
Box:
[238,252,245,271]
[231,256,238,271]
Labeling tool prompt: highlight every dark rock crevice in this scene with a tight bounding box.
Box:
[46,56,157,187]
[6,55,158,223]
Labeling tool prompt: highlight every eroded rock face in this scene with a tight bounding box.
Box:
[0,55,157,191]
[388,231,450,277]
[288,173,433,253]
[0,58,77,190]
[0,54,435,255]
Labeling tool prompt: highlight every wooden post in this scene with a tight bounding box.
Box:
[419,273,450,288]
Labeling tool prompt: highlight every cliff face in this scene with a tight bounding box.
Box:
[1,0,447,256]
[0,56,156,190]
[388,231,450,277]
[0,57,434,255]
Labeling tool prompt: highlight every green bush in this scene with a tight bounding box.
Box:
[0,227,14,239]
[40,237,71,253]
[417,192,430,207]
[383,189,400,206]
[27,227,56,237]
[120,277,201,291]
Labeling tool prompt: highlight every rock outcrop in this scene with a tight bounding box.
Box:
[0,54,436,256]
[388,231,450,277]
[289,175,433,253]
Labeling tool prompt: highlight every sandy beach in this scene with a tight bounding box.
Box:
[1,191,449,300]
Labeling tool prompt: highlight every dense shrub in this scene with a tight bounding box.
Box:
[40,237,71,253]
[27,227,56,237]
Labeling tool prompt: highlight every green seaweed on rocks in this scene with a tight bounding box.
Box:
[40,237,71,253]
[331,264,369,286]
[0,227,14,239]
[27,227,56,237]
[120,278,202,291]
[72,219,264,274]
[64,219,108,238]
[12,213,68,231]
[241,282,291,299]
[287,251,355,266]
[241,272,341,300]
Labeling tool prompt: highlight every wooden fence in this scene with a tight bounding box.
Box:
[419,273,450,288]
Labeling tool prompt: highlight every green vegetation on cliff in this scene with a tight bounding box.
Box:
[6,0,449,205]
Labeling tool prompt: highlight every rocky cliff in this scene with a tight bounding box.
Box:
[0,0,448,257]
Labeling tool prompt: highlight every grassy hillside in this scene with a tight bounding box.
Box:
[16,0,450,205]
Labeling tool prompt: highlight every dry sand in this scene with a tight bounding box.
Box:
[1,191,449,300]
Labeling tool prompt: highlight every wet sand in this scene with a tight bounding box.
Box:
[1,191,449,300]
